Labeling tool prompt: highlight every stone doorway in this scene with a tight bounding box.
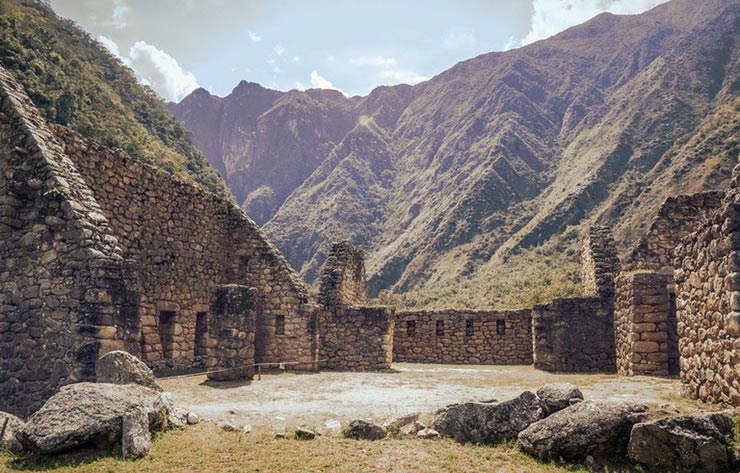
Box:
[159,310,176,361]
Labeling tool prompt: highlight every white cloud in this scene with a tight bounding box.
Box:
[248,30,262,42]
[274,43,285,56]
[112,4,129,29]
[98,35,122,59]
[309,70,346,96]
[349,56,397,67]
[292,55,300,63]
[327,55,336,63]
[128,41,200,101]
[442,27,476,50]
[379,70,429,85]
[521,0,667,46]
[502,35,518,51]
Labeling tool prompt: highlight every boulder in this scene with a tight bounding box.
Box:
[121,408,151,459]
[517,400,647,461]
[0,411,24,453]
[417,428,440,440]
[536,383,583,416]
[95,351,162,392]
[345,420,387,441]
[17,382,167,455]
[628,412,738,472]
[383,412,420,432]
[431,391,544,444]
[399,421,426,436]
[295,428,316,440]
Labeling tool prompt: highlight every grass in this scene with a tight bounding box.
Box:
[0,424,610,473]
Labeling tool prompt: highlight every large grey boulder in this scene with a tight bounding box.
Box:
[345,420,387,440]
[0,411,24,453]
[121,408,151,459]
[95,350,162,392]
[628,412,738,472]
[518,400,647,461]
[432,391,544,444]
[17,382,168,455]
[536,383,583,416]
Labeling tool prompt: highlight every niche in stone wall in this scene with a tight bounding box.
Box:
[407,320,416,337]
[275,314,285,335]
[496,319,506,335]
[466,319,475,337]
[194,312,208,363]
[159,311,176,360]
[436,320,444,337]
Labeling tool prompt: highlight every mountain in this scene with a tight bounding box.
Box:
[170,0,740,307]
[0,0,229,198]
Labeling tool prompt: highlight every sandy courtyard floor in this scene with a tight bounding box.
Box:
[158,363,692,433]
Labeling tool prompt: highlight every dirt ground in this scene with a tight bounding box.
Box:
[159,363,693,433]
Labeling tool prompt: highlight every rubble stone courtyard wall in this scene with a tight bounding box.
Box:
[0,66,140,417]
[674,171,740,406]
[319,306,395,370]
[392,309,533,364]
[54,127,318,372]
[532,297,616,372]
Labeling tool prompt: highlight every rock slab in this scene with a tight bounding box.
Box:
[517,400,647,461]
[628,412,738,472]
[17,382,166,455]
[95,350,162,392]
[432,391,544,444]
[0,411,24,453]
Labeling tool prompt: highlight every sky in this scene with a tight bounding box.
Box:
[49,0,668,102]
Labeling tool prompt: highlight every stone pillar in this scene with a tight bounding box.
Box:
[318,241,368,308]
[614,272,675,376]
[582,226,621,299]
[206,285,257,381]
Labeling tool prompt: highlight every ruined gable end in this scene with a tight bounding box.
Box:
[318,241,368,308]
[581,225,621,299]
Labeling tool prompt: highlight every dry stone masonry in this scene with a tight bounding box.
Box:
[393,309,532,364]
[582,225,621,299]
[206,285,257,381]
[318,241,369,307]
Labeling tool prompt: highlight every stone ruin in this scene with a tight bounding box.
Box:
[0,61,737,420]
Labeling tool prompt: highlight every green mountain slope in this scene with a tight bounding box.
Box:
[0,0,229,197]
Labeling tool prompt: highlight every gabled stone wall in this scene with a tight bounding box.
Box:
[582,226,621,299]
[393,309,533,364]
[674,171,740,406]
[318,241,368,308]
[0,66,138,417]
[53,127,318,372]
[628,192,723,271]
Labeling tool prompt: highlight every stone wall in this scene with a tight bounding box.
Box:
[318,306,394,370]
[674,171,740,406]
[614,272,678,376]
[628,192,723,271]
[318,241,368,307]
[54,126,319,372]
[207,285,257,381]
[393,309,533,364]
[582,226,621,299]
[532,297,616,372]
[0,66,139,417]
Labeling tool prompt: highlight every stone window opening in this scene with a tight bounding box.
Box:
[406,320,416,337]
[194,311,208,361]
[275,314,285,335]
[436,320,444,337]
[496,319,506,335]
[466,319,474,337]
[158,311,176,360]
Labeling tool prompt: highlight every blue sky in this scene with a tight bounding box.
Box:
[50,0,667,101]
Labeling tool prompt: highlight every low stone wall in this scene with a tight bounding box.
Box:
[533,297,616,372]
[207,285,257,381]
[393,309,533,364]
[318,306,394,370]
[675,174,740,406]
[614,272,678,376]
